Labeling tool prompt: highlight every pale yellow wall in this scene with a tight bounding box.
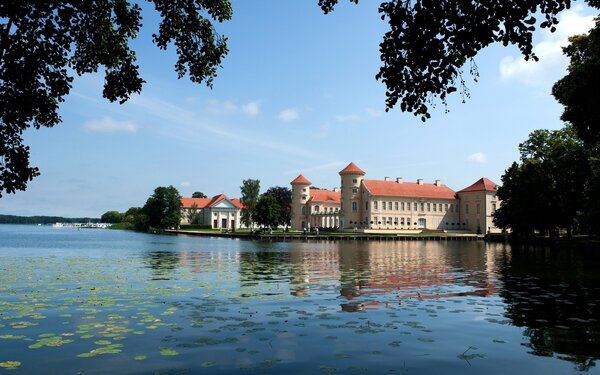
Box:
[364,196,460,230]
[340,174,363,228]
[291,183,311,230]
[457,191,501,234]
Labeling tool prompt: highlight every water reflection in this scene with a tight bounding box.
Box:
[136,238,600,371]
[143,250,181,280]
[498,244,600,371]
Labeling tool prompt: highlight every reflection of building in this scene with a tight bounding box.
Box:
[284,241,498,310]
[291,162,501,234]
[180,194,243,229]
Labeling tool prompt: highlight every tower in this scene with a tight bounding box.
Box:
[339,162,365,229]
[290,174,311,230]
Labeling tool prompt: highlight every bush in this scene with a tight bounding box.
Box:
[180,224,212,230]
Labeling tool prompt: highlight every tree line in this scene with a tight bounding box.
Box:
[0,214,100,225]
[101,181,292,232]
[493,20,600,238]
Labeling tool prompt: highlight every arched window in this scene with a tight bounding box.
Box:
[352,201,357,212]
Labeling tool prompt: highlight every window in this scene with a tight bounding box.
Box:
[492,203,497,213]
[465,204,469,214]
[477,204,480,214]
[352,178,357,184]
[439,204,443,212]
[366,201,369,210]
[414,202,418,211]
[445,203,449,211]
[352,202,358,212]
[374,201,378,210]
[352,188,358,193]
[426,203,430,212]
[420,203,424,211]
[315,205,320,213]
[389,202,392,210]
[401,202,405,211]
[382,201,385,210]
[301,206,306,215]
[302,188,306,192]
[395,202,399,210]
[433,203,437,212]
[450,204,454,212]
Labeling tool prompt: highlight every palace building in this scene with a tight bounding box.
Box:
[290,162,501,234]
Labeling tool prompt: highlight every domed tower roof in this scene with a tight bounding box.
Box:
[339,162,365,176]
[291,174,312,185]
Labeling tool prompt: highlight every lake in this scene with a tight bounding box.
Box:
[0,225,599,374]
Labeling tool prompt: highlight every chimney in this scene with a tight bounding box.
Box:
[417,179,424,185]
[384,176,390,181]
[396,177,403,184]
[434,179,441,186]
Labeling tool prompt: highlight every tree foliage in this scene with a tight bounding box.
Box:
[140,185,182,230]
[320,0,600,120]
[552,18,600,144]
[191,191,207,198]
[186,202,201,224]
[254,195,281,229]
[494,126,592,236]
[101,210,124,223]
[0,1,232,197]
[240,178,260,228]
[263,186,292,228]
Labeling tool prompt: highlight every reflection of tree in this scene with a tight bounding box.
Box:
[142,251,181,280]
[499,245,600,371]
[238,251,292,286]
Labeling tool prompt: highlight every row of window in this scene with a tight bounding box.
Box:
[368,200,459,213]
[346,216,468,227]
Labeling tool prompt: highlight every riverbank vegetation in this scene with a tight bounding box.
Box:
[494,21,600,239]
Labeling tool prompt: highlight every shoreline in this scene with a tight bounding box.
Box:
[166,229,494,242]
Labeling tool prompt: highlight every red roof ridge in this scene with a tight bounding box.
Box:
[291,174,312,185]
[363,179,457,199]
[339,162,366,176]
[308,189,341,203]
[458,177,498,193]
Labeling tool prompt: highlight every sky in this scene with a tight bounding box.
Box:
[1,1,597,218]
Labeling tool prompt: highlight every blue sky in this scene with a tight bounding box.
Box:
[1,1,597,217]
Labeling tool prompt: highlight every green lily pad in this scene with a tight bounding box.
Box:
[159,347,179,356]
[0,361,21,370]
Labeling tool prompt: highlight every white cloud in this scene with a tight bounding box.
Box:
[334,114,360,122]
[279,108,299,123]
[242,100,260,116]
[466,152,487,164]
[205,99,239,116]
[365,107,382,118]
[204,99,261,117]
[499,5,595,86]
[285,161,347,175]
[180,181,191,188]
[83,116,137,133]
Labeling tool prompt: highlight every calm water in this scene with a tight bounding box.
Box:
[0,225,599,374]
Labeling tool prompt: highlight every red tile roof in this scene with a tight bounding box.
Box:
[180,197,211,209]
[339,162,366,176]
[458,178,498,193]
[291,174,312,185]
[230,198,244,209]
[308,189,341,204]
[180,194,244,209]
[363,180,457,199]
